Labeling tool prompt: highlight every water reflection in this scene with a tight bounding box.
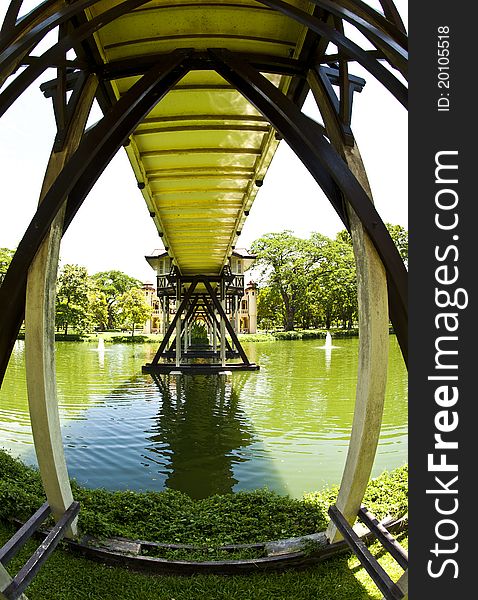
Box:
[146,374,257,497]
[0,337,407,497]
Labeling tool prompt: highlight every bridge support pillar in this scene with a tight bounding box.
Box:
[306,70,390,542]
[23,75,98,538]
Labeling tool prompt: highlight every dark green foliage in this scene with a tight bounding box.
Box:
[271,328,359,341]
[190,322,209,344]
[273,330,303,340]
[0,451,407,548]
[56,264,91,335]
[90,270,143,330]
[252,226,408,331]
[0,451,407,597]
[0,247,15,283]
[108,335,148,343]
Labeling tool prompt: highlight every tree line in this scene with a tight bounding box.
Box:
[250,224,407,332]
[0,251,152,335]
[1,223,407,335]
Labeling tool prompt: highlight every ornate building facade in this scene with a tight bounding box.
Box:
[143,249,257,335]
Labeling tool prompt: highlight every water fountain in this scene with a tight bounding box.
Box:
[325,332,332,348]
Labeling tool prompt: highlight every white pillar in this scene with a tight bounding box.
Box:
[183,318,188,353]
[220,284,226,367]
[235,297,241,333]
[307,71,390,543]
[247,287,257,334]
[24,75,98,538]
[213,317,217,352]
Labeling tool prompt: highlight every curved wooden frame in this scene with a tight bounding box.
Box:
[0,0,407,578]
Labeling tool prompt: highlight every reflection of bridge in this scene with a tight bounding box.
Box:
[0,1,408,594]
[148,373,260,498]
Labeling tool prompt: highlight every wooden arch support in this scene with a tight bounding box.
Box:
[307,67,390,542]
[209,50,407,543]
[0,53,190,547]
[0,50,191,385]
[209,48,408,362]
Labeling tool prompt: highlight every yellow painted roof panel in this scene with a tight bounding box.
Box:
[86,0,313,275]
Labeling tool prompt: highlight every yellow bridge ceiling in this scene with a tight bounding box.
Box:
[85,0,313,275]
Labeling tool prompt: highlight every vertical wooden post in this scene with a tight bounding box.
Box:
[213,317,217,352]
[308,70,390,542]
[183,317,188,353]
[220,281,226,367]
[175,283,182,367]
[24,75,98,538]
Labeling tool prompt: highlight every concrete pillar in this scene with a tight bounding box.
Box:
[213,317,217,352]
[24,75,98,538]
[183,318,188,353]
[392,569,408,599]
[307,71,390,543]
[247,285,257,334]
[220,283,226,367]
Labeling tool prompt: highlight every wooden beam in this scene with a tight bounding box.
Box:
[307,68,392,543]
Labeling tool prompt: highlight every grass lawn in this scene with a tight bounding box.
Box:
[0,521,407,600]
[1,452,408,599]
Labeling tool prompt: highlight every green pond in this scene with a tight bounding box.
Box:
[0,336,407,499]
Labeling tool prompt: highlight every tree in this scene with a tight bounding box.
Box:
[91,270,142,329]
[0,247,14,283]
[56,264,91,335]
[88,289,108,331]
[117,287,152,336]
[257,286,283,330]
[251,231,316,330]
[386,223,408,267]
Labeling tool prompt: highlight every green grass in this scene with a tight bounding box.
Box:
[0,520,407,600]
[0,451,407,549]
[0,451,407,598]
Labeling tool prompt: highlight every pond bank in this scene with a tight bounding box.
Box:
[16,326,393,343]
[0,450,407,599]
[0,449,407,551]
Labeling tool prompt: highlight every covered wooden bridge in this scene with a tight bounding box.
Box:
[0,1,408,598]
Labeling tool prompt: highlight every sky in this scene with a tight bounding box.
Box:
[0,1,408,284]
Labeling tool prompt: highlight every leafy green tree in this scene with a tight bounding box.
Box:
[117,287,152,336]
[386,223,408,266]
[88,289,108,331]
[257,286,283,330]
[91,270,142,329]
[251,231,315,331]
[0,247,14,283]
[323,236,357,329]
[56,264,91,335]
